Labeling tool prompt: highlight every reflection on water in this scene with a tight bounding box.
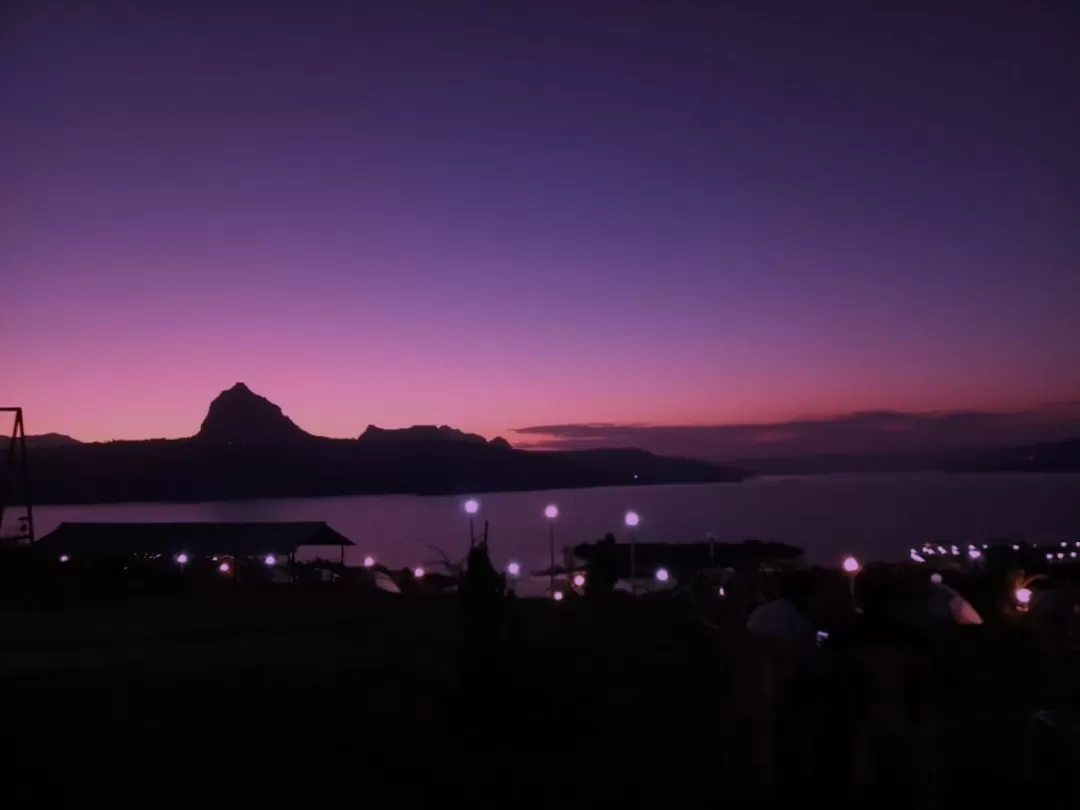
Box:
[24,473,1080,573]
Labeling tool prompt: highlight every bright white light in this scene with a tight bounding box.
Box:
[553,591,564,601]
[464,499,479,515]
[59,554,70,563]
[507,562,521,576]
[842,556,860,574]
[910,551,926,563]
[1047,553,1054,560]
[176,553,189,565]
[1058,553,1065,560]
[573,573,585,587]
[414,566,425,579]
[931,573,943,585]
[925,547,935,556]
[1013,544,1020,551]
[363,555,375,568]
[937,546,947,555]
[218,562,230,574]
[655,567,670,583]
[968,549,982,560]
[1062,542,1068,548]
[264,554,277,567]
[544,504,559,520]
[718,586,726,597]
[624,510,640,528]
[982,544,988,549]
[1072,552,1077,559]
[1015,587,1033,605]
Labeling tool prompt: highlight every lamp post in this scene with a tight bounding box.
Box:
[464,498,480,548]
[842,555,860,610]
[625,510,640,589]
[544,504,559,595]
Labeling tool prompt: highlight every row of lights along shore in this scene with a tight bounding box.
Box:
[54,498,1069,607]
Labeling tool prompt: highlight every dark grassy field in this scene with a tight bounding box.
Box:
[1,582,1076,805]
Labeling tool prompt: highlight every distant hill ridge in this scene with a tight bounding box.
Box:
[11,383,745,504]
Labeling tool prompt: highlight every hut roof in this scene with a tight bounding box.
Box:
[36,522,353,557]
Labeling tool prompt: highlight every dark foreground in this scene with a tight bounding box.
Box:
[3,585,1077,805]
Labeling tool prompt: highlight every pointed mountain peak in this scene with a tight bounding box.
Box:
[197,384,310,444]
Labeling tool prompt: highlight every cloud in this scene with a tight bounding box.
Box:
[511,405,1080,460]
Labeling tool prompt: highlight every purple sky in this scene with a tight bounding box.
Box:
[3,1,1079,448]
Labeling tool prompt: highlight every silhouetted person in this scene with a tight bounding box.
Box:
[458,541,506,732]
[823,572,930,802]
[584,533,618,599]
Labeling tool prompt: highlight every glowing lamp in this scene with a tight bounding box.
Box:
[218,562,230,574]
[573,573,585,587]
[464,499,479,515]
[624,510,640,528]
[264,554,277,567]
[842,556,860,574]
[176,553,189,565]
[718,586,726,597]
[553,591,564,602]
[1015,587,1033,606]
[655,567,670,583]
[507,562,521,576]
[930,573,943,585]
[363,555,376,568]
[414,566,425,579]
[59,554,70,563]
[544,504,559,520]
[968,549,982,560]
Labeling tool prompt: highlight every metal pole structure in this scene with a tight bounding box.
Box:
[630,527,636,589]
[469,517,475,549]
[549,522,556,595]
[19,410,32,544]
[708,532,715,565]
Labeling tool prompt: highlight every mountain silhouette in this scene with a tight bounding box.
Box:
[359,424,492,446]
[197,383,310,443]
[12,384,746,504]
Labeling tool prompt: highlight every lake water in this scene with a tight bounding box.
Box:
[25,474,1080,573]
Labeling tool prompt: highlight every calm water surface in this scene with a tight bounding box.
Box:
[28,474,1080,572]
